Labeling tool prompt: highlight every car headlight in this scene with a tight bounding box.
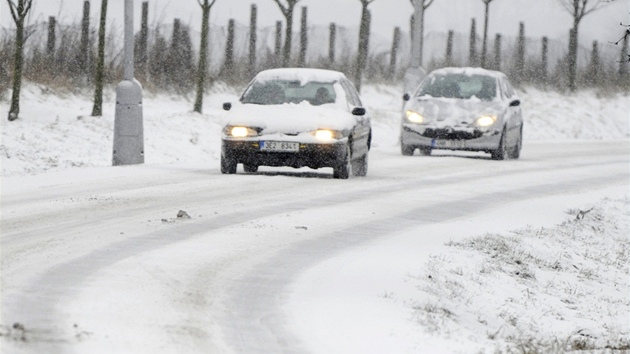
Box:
[475,115,497,127]
[405,110,424,123]
[313,129,343,141]
[225,126,259,137]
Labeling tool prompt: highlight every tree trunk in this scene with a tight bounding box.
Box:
[620,33,629,77]
[410,0,424,67]
[541,36,548,84]
[568,24,578,92]
[298,6,308,68]
[249,4,258,78]
[328,23,336,67]
[282,8,294,67]
[47,16,56,60]
[8,19,25,121]
[135,1,148,79]
[493,33,501,71]
[91,0,108,117]
[354,6,370,92]
[79,1,90,74]
[7,0,33,121]
[481,1,490,68]
[274,21,282,67]
[469,18,477,67]
[445,30,454,66]
[194,2,211,113]
[514,22,525,85]
[588,40,600,86]
[222,19,235,79]
[389,27,401,79]
[168,19,182,88]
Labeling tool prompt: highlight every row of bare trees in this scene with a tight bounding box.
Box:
[3,0,629,121]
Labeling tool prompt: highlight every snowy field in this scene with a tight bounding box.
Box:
[1,82,629,353]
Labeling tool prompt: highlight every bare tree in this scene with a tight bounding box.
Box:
[480,0,495,68]
[91,0,108,117]
[194,0,217,114]
[79,1,90,75]
[408,0,435,67]
[271,0,302,67]
[558,0,610,91]
[614,22,629,65]
[355,0,375,92]
[6,0,33,121]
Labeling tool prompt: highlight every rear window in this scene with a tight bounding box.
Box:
[416,74,498,101]
[241,80,337,106]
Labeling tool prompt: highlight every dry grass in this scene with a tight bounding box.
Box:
[411,197,630,353]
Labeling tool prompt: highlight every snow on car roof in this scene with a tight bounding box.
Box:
[429,67,507,79]
[253,68,347,85]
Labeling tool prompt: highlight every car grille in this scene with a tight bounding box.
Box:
[421,128,483,140]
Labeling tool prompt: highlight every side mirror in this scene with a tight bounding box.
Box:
[352,107,366,116]
[509,99,521,107]
[223,102,232,111]
[402,93,411,101]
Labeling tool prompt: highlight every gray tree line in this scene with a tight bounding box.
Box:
[2,0,628,121]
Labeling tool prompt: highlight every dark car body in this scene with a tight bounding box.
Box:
[221,68,371,178]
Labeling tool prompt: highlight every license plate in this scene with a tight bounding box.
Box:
[432,139,466,149]
[260,141,300,152]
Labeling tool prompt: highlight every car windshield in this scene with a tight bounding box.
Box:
[241,80,337,106]
[416,74,497,101]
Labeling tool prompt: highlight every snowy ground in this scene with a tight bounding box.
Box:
[1,82,629,353]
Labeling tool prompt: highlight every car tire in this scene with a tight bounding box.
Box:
[333,144,351,179]
[352,153,368,177]
[509,127,522,160]
[401,143,415,156]
[243,164,258,173]
[221,155,237,174]
[491,129,508,160]
[417,147,431,156]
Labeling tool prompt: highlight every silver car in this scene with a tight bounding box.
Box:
[401,67,523,160]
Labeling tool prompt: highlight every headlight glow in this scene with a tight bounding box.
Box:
[227,126,258,137]
[405,110,424,123]
[315,130,334,140]
[313,129,342,141]
[475,115,497,127]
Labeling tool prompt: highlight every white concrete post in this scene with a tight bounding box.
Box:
[113,0,144,166]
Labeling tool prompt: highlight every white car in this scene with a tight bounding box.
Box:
[401,67,523,160]
[221,68,372,179]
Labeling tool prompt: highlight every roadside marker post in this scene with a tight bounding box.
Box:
[113,0,144,166]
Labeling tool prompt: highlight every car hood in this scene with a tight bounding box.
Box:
[406,97,505,126]
[223,102,357,134]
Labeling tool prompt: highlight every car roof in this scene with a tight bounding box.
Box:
[428,67,508,80]
[253,68,348,85]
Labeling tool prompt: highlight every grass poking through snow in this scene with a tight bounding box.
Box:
[412,197,630,353]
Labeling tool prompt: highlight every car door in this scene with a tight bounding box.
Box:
[341,79,371,158]
[501,77,523,142]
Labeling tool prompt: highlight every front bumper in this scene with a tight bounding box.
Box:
[222,139,346,169]
[401,124,502,151]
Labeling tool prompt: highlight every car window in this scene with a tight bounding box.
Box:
[416,74,498,101]
[241,80,337,105]
[502,78,515,99]
[340,80,362,107]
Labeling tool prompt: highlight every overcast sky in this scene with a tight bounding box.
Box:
[2,0,628,46]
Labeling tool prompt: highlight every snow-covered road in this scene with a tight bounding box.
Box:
[1,140,627,353]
